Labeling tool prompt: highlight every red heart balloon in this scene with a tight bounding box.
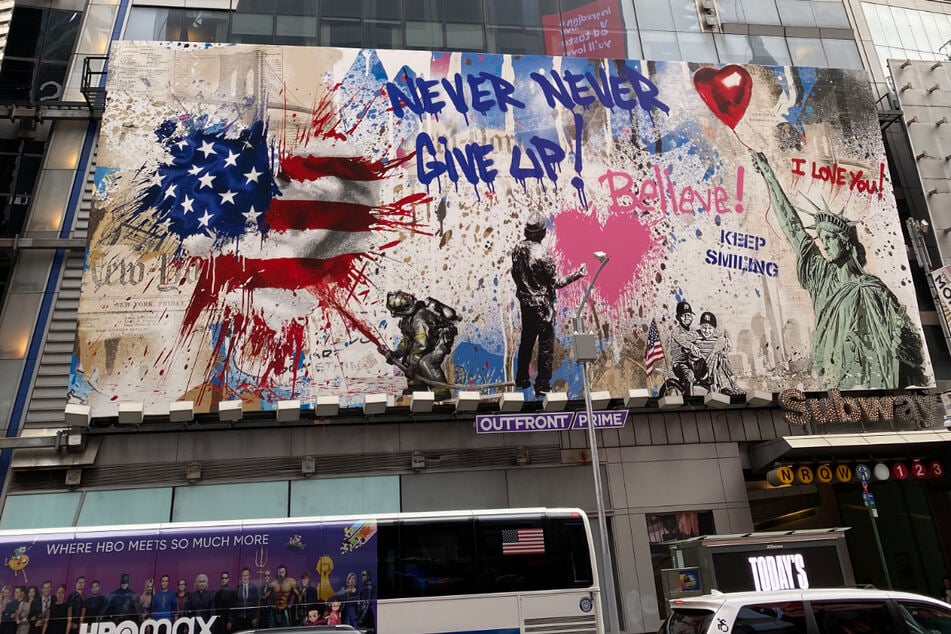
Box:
[692,64,753,129]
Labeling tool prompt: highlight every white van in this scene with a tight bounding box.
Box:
[659,587,951,633]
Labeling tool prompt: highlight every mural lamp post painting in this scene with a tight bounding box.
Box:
[571,250,618,634]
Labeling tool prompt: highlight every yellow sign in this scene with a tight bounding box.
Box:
[835,464,853,483]
[816,464,834,484]
[796,465,814,484]
[767,466,795,486]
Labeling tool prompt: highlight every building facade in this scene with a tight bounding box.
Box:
[0,1,948,633]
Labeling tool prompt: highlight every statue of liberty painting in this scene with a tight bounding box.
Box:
[750,151,928,389]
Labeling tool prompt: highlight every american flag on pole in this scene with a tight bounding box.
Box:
[644,318,665,376]
[502,528,545,555]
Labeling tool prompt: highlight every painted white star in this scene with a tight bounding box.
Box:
[244,166,262,184]
[163,184,176,199]
[224,151,239,167]
[243,206,261,224]
[198,173,216,189]
[157,218,173,233]
[219,190,237,205]
[197,141,217,158]
[198,210,214,228]
[181,195,194,214]
[150,172,164,187]
[175,139,189,149]
[188,165,203,176]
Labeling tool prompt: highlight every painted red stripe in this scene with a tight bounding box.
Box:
[265,199,375,232]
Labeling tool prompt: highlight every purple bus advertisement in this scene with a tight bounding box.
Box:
[0,518,378,634]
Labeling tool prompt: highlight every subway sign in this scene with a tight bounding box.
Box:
[767,460,944,486]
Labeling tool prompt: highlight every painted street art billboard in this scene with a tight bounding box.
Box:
[69,42,933,416]
[0,520,378,633]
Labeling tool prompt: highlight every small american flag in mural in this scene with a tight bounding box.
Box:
[501,528,545,555]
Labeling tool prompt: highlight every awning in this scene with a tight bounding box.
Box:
[750,428,951,473]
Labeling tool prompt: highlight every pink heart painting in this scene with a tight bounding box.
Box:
[553,209,654,305]
[692,64,753,130]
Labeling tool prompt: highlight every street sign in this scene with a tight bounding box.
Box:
[856,464,871,482]
[795,465,814,485]
[766,466,795,486]
[873,463,890,481]
[912,459,927,479]
[892,462,908,480]
[816,464,833,484]
[835,464,852,483]
[930,461,945,478]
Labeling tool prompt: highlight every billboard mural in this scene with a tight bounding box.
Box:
[69,42,933,416]
[0,520,377,633]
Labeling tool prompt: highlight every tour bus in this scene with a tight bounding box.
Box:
[0,508,601,634]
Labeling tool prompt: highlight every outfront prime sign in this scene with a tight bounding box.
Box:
[70,42,932,416]
[476,410,628,433]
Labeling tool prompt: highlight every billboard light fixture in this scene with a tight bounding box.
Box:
[499,392,524,413]
[589,391,611,410]
[117,402,144,425]
[218,400,243,422]
[455,391,480,412]
[704,392,731,408]
[410,391,435,413]
[746,390,774,407]
[315,395,339,417]
[624,388,650,408]
[542,392,568,412]
[169,401,194,423]
[658,394,684,409]
[276,399,301,421]
[363,393,387,416]
[65,403,91,428]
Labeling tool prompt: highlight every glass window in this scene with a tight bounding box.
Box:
[741,0,780,25]
[446,2,483,23]
[125,8,177,41]
[185,11,229,43]
[42,10,82,61]
[0,492,81,529]
[232,13,274,36]
[276,15,318,46]
[396,519,475,597]
[634,0,675,31]
[718,0,746,24]
[172,481,288,521]
[0,289,42,357]
[671,0,702,32]
[640,30,681,61]
[750,34,791,66]
[777,0,816,27]
[76,489,173,526]
[321,19,362,47]
[898,601,951,634]
[0,59,35,102]
[678,32,718,62]
[733,602,808,634]
[446,23,484,51]
[788,36,827,66]
[6,8,44,58]
[664,609,714,634]
[406,21,444,49]
[486,27,546,55]
[477,513,593,593]
[406,0,443,22]
[290,476,399,516]
[275,0,319,15]
[715,33,753,63]
[365,20,404,49]
[822,39,862,69]
[321,0,364,19]
[810,601,897,634]
[812,2,849,28]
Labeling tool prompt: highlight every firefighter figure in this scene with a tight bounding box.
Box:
[384,291,460,401]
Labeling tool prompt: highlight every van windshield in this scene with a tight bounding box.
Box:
[663,608,714,634]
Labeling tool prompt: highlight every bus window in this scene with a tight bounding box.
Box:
[476,514,592,593]
[394,519,475,597]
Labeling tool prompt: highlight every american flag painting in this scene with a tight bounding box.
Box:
[644,319,665,376]
[501,528,545,555]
